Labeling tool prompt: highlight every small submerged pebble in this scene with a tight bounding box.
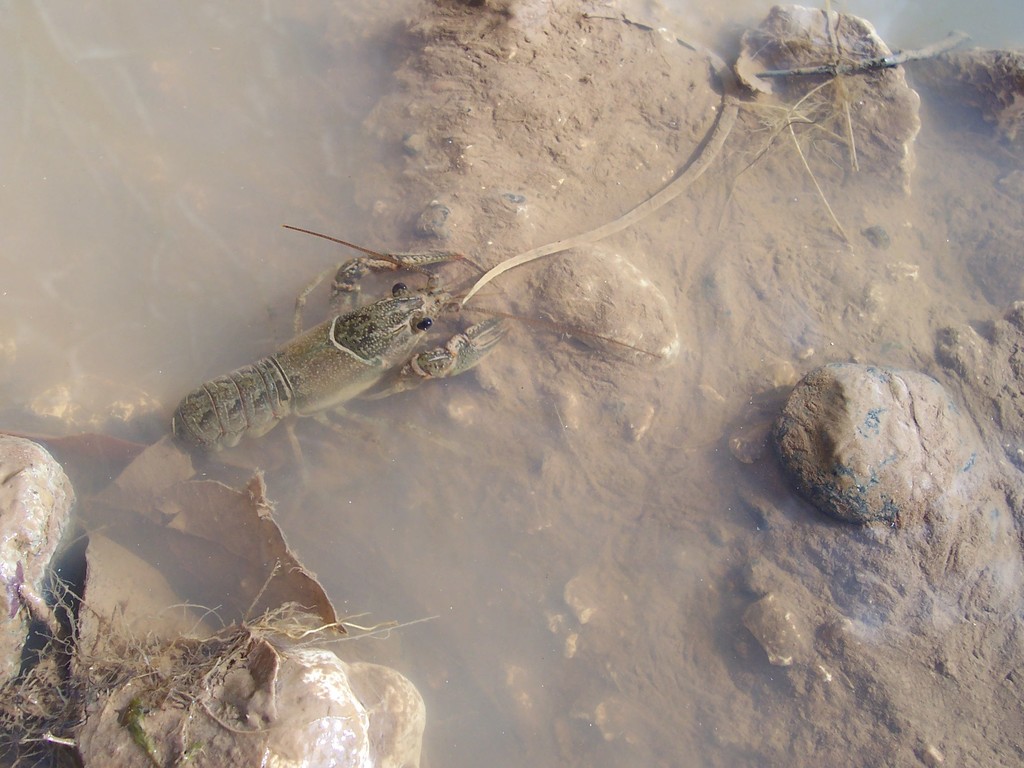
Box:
[966,231,1024,306]
[28,378,160,434]
[624,402,655,443]
[729,423,771,464]
[742,593,809,667]
[414,201,452,240]
[862,225,891,250]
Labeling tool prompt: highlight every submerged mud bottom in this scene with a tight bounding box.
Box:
[308,2,1024,765]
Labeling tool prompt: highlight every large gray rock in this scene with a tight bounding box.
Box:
[0,435,74,681]
[773,363,981,525]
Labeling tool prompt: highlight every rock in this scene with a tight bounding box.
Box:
[912,49,1024,143]
[0,435,74,682]
[563,564,631,628]
[937,302,1024,467]
[862,225,892,250]
[77,534,215,652]
[921,743,946,767]
[77,627,425,768]
[529,246,680,367]
[734,4,921,192]
[729,422,771,464]
[414,200,452,240]
[347,662,427,768]
[742,593,810,667]
[773,363,980,525]
[728,384,792,465]
[965,230,1024,307]
[28,376,160,436]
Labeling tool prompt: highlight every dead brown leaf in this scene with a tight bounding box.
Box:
[82,437,337,629]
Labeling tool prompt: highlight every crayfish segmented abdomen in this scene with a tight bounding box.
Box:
[172,356,294,449]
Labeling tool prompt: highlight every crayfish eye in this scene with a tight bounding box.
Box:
[415,318,433,332]
[391,282,408,296]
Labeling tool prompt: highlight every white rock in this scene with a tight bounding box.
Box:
[0,435,74,682]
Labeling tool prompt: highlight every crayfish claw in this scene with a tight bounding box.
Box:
[367,318,507,398]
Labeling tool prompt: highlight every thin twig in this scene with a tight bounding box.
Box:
[822,7,859,171]
[757,30,969,79]
[788,122,850,243]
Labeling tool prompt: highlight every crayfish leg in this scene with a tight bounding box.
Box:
[329,251,468,315]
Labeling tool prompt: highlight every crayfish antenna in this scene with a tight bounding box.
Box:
[284,224,490,280]
[282,224,407,269]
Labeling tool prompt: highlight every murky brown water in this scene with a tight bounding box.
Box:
[2,1,1023,766]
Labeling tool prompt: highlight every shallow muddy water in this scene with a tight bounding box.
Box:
[2,1,1023,766]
